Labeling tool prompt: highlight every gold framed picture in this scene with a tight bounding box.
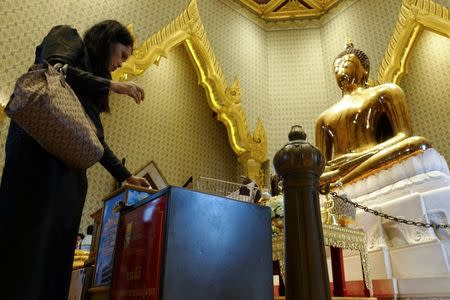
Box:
[135,161,168,190]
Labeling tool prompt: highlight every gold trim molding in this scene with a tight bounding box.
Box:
[220,0,358,30]
[112,0,268,186]
[377,0,450,84]
[237,0,341,21]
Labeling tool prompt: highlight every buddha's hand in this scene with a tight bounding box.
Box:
[319,169,340,186]
[326,151,373,170]
[326,153,360,170]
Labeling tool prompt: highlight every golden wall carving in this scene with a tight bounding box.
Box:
[221,0,359,30]
[235,0,341,21]
[377,0,450,84]
[112,0,267,186]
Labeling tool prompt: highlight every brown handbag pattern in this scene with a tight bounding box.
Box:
[4,64,104,169]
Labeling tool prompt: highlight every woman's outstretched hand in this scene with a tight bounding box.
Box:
[126,175,151,188]
[110,81,145,104]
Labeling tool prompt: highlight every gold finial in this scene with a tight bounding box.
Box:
[344,35,353,50]
[336,38,369,73]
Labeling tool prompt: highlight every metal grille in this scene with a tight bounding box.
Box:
[194,177,258,202]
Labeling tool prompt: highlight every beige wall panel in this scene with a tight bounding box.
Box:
[197,0,269,132]
[267,28,327,160]
[401,31,450,162]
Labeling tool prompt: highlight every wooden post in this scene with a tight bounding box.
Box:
[273,125,331,300]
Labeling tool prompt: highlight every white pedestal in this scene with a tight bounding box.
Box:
[335,149,450,298]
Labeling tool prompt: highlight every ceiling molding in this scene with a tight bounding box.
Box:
[220,0,359,30]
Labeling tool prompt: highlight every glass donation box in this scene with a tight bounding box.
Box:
[110,186,273,300]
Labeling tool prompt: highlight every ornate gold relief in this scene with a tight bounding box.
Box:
[377,0,450,84]
[220,0,358,30]
[235,0,341,21]
[112,0,268,186]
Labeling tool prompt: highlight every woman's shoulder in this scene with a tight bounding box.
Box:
[43,25,82,44]
[37,25,85,66]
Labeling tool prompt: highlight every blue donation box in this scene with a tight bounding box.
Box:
[111,187,273,300]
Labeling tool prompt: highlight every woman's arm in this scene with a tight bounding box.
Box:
[98,134,150,187]
[99,141,132,183]
[65,66,111,99]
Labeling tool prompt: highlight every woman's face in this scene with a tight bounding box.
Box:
[109,43,132,72]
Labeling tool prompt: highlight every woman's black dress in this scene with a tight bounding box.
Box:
[0,25,132,300]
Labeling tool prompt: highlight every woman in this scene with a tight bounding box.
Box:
[0,20,150,299]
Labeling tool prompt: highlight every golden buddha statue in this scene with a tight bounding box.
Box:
[316,42,431,187]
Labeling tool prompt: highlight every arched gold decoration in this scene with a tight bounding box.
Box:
[377,0,450,84]
[112,0,268,186]
[233,0,341,21]
[221,0,358,30]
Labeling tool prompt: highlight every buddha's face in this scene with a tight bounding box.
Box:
[333,54,366,90]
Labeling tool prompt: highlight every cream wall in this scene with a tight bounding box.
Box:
[197,0,270,130]
[401,31,450,161]
[267,29,328,159]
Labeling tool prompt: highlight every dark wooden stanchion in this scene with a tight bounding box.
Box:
[273,125,331,300]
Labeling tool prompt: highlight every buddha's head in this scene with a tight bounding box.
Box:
[333,42,370,91]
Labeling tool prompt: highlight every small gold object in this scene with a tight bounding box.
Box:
[73,249,90,269]
[321,194,338,226]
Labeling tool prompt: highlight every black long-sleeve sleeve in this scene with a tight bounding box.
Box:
[35,25,132,182]
[65,66,110,99]
[99,141,132,182]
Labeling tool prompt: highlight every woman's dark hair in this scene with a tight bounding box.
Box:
[83,20,133,112]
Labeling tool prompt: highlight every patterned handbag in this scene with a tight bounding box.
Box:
[4,63,104,169]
